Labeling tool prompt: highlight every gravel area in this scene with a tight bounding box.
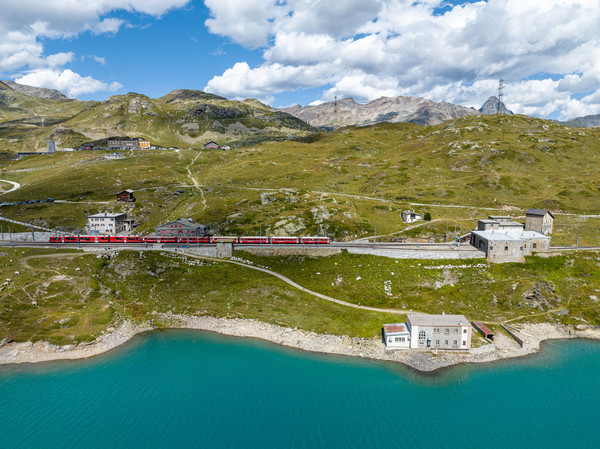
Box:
[1,316,598,372]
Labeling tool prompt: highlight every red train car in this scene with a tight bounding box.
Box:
[300,236,330,244]
[270,236,299,244]
[238,236,269,244]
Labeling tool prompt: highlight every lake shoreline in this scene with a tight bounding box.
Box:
[1,314,599,372]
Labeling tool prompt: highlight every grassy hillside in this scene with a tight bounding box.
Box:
[0,87,317,153]
[1,248,598,345]
[0,114,599,244]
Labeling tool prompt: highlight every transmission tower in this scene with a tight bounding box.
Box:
[497,79,505,114]
[334,95,338,114]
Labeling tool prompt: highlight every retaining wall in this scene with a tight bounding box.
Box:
[346,247,486,260]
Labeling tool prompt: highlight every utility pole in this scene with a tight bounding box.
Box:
[497,79,505,114]
[445,219,448,243]
[9,226,12,247]
[576,229,579,251]
[30,220,34,241]
[374,226,377,243]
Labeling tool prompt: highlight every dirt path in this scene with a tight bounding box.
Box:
[0,179,20,195]
[352,219,442,241]
[185,153,207,211]
[20,253,80,272]
[171,250,409,316]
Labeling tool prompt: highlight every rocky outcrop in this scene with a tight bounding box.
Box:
[1,80,68,100]
[560,113,600,128]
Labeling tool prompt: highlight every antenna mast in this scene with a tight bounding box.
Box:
[497,79,504,114]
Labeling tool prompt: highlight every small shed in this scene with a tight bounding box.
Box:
[116,189,135,202]
[472,321,494,340]
[203,141,220,150]
[401,210,424,223]
[382,323,410,348]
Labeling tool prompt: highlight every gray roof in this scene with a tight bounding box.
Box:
[471,229,549,241]
[88,212,126,218]
[156,218,207,230]
[408,314,469,327]
[526,208,554,217]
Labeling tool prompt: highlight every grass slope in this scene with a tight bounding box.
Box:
[1,248,598,346]
[1,114,598,245]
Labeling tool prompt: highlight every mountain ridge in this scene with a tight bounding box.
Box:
[278,95,486,128]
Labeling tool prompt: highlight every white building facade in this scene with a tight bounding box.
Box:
[383,323,411,348]
[407,314,471,350]
[87,213,127,234]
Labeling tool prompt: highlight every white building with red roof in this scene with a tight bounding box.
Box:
[382,323,411,348]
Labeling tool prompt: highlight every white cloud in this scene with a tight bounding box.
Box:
[16,69,122,98]
[204,0,600,120]
[91,55,106,65]
[0,0,189,96]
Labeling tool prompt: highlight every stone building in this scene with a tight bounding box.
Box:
[525,209,554,235]
[155,218,208,236]
[407,314,471,350]
[87,212,128,234]
[470,215,550,263]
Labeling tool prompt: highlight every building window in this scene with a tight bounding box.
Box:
[436,340,440,345]
[463,329,467,333]
[444,329,449,334]
[454,328,458,334]
[533,243,537,249]
[418,330,426,340]
[388,338,392,343]
[433,328,440,333]
[454,340,458,345]
[505,246,509,251]
[444,340,448,345]
[462,341,467,346]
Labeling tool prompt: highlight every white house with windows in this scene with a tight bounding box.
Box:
[87,212,128,234]
[382,323,411,348]
[406,314,471,350]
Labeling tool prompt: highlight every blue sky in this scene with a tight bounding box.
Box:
[2,0,600,120]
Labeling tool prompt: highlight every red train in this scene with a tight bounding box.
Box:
[48,235,330,245]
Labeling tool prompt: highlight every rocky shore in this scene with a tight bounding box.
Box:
[1,315,599,372]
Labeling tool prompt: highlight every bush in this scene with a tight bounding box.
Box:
[424,212,432,221]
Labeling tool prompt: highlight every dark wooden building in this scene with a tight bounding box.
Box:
[116,189,135,202]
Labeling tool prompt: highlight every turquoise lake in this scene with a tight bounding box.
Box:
[1,330,599,448]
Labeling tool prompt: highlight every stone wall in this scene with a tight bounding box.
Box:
[241,245,485,260]
[240,246,342,257]
[347,246,486,260]
[0,232,54,242]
